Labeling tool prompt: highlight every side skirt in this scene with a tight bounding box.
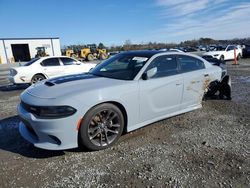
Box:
[127,104,202,132]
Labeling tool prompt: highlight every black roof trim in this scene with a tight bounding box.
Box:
[120,50,162,58]
[0,37,59,40]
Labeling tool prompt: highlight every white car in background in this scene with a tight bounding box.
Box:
[203,45,242,61]
[8,56,96,84]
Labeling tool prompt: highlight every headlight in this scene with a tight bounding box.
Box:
[39,106,77,118]
[21,102,76,118]
[10,69,17,76]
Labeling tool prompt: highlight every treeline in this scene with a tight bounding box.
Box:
[62,37,250,52]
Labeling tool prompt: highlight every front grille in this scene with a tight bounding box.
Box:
[202,55,213,59]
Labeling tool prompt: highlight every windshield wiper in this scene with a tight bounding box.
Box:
[89,72,105,78]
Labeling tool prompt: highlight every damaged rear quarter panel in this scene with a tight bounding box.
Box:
[202,63,223,97]
[181,62,222,108]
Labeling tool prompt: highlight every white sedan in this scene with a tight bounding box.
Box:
[203,45,242,61]
[8,56,96,84]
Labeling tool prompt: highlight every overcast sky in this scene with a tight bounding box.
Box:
[0,0,249,46]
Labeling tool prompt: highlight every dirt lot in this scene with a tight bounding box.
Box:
[0,59,249,188]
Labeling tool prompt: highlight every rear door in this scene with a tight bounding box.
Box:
[139,55,183,122]
[40,58,64,78]
[177,55,206,109]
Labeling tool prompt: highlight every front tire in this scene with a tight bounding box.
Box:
[220,55,224,61]
[79,103,124,151]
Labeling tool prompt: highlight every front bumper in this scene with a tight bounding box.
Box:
[17,104,79,150]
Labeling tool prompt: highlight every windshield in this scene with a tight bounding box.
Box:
[90,53,149,80]
[23,58,40,66]
[214,46,226,51]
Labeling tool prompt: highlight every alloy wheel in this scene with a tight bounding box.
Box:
[87,109,122,147]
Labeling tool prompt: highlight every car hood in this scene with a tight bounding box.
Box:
[24,73,128,99]
[203,51,224,56]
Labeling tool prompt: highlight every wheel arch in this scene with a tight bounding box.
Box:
[108,101,128,133]
[77,101,128,149]
[32,73,48,79]
[78,101,128,133]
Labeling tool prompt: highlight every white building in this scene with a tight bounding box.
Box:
[0,37,61,64]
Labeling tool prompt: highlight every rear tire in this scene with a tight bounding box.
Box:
[237,54,241,61]
[31,74,45,84]
[79,103,124,151]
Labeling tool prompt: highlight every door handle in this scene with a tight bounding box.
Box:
[176,83,182,86]
[204,74,209,77]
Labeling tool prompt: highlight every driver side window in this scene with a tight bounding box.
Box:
[146,55,178,78]
[227,46,235,51]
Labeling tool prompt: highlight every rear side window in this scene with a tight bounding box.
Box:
[178,55,205,73]
[147,55,178,78]
[23,58,40,66]
[41,58,60,66]
[60,57,76,65]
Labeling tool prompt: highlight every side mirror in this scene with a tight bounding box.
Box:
[141,72,148,80]
[76,61,81,65]
[142,67,157,80]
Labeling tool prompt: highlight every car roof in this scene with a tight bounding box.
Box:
[39,56,73,59]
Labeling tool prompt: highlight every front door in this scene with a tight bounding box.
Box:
[225,46,235,60]
[139,55,183,122]
[60,57,81,75]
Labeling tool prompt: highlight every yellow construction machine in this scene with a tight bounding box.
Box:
[66,44,108,61]
[35,47,49,58]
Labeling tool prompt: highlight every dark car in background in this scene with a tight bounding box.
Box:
[184,47,198,52]
[202,56,225,66]
[243,44,250,58]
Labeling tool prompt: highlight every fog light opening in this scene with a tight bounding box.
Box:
[48,135,61,145]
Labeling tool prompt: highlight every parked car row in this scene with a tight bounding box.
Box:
[108,44,250,60]
[159,47,198,53]
[17,50,231,151]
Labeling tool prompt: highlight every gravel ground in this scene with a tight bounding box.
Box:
[0,59,249,188]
